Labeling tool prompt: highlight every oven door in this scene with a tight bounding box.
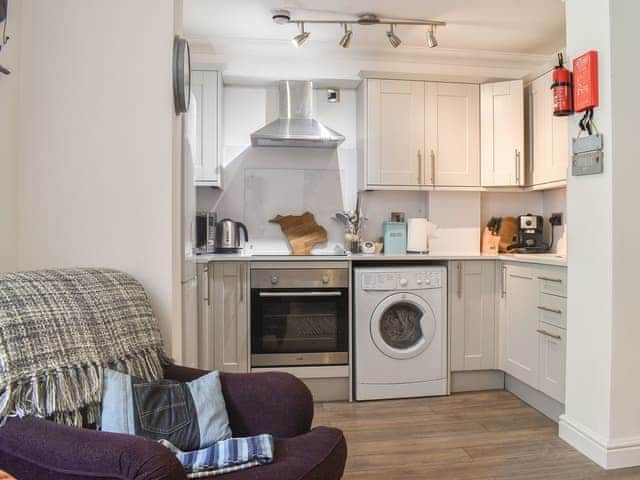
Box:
[251,288,349,367]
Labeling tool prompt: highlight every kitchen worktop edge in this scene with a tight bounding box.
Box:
[195,253,567,267]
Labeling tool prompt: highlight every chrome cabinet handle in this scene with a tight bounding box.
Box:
[430,150,436,184]
[417,149,422,184]
[457,263,463,298]
[515,149,521,184]
[501,265,507,298]
[538,276,562,283]
[239,264,245,303]
[259,291,343,298]
[537,329,562,340]
[537,305,562,315]
[203,266,210,306]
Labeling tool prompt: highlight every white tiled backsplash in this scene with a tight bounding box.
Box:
[198,85,566,255]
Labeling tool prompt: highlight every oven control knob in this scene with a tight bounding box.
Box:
[271,275,279,285]
[399,277,408,287]
[322,274,330,284]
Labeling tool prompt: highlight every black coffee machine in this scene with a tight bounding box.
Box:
[508,214,550,253]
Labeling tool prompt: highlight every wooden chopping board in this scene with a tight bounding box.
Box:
[270,212,328,255]
[499,216,519,252]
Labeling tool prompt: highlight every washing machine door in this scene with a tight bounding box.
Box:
[370,292,436,360]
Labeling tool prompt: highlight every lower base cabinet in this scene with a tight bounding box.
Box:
[197,262,249,373]
[500,263,567,403]
[450,261,497,371]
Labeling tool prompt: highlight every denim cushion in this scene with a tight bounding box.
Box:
[101,368,231,450]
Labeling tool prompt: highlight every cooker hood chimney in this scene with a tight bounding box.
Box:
[250,80,345,148]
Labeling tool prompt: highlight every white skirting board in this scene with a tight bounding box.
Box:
[559,415,640,470]
[451,370,505,393]
[505,374,564,422]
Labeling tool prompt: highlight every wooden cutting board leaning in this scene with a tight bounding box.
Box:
[270,212,328,255]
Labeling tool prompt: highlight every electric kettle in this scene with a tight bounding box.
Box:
[215,219,249,253]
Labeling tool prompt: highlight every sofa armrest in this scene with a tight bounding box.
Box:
[0,416,186,480]
[164,364,314,438]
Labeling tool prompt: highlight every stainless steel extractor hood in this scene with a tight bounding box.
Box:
[250,80,345,148]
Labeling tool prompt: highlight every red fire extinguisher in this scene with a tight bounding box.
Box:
[551,53,573,116]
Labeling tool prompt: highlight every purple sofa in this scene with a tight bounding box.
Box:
[0,364,347,480]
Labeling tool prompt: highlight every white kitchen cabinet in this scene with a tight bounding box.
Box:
[191,70,223,187]
[363,79,425,187]
[502,264,538,386]
[537,321,566,403]
[357,79,480,190]
[207,262,249,373]
[426,83,480,187]
[481,80,525,186]
[499,263,567,403]
[450,261,496,371]
[528,71,569,186]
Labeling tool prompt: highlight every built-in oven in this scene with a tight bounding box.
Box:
[250,267,349,367]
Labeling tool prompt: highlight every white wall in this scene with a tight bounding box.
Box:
[608,0,640,447]
[560,0,640,469]
[15,0,180,355]
[0,0,20,272]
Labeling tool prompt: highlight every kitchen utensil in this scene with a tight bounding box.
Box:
[215,218,248,253]
[270,212,328,255]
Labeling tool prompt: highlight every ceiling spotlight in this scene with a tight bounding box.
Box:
[426,25,438,48]
[386,24,401,48]
[292,22,310,47]
[339,24,353,48]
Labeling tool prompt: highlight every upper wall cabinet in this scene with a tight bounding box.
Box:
[527,71,569,187]
[362,79,425,188]
[426,83,480,187]
[481,80,525,187]
[190,70,223,188]
[357,79,480,190]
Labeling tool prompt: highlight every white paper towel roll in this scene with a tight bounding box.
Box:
[407,218,429,253]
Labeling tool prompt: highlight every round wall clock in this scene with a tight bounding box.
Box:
[173,36,191,114]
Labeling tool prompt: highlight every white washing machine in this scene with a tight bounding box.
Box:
[354,266,448,400]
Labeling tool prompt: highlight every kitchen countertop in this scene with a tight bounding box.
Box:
[195,252,567,267]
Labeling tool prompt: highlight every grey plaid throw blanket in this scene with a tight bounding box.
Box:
[0,268,168,427]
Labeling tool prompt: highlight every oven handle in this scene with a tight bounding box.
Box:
[258,291,343,298]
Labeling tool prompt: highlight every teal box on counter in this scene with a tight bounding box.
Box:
[383,221,407,254]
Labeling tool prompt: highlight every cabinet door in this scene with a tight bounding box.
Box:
[191,70,221,187]
[481,80,525,186]
[366,79,425,186]
[537,322,566,403]
[212,262,248,373]
[503,265,539,386]
[530,72,568,185]
[426,83,480,186]
[450,261,496,371]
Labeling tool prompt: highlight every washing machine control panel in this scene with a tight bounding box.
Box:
[361,271,442,290]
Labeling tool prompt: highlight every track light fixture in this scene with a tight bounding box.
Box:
[426,25,438,48]
[339,24,352,48]
[292,22,310,47]
[386,24,401,48]
[273,11,446,49]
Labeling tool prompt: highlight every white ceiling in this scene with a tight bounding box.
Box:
[183,0,566,56]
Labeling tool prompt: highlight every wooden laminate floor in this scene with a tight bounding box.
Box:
[313,390,640,480]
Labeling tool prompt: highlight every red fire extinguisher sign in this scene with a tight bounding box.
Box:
[573,50,599,112]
